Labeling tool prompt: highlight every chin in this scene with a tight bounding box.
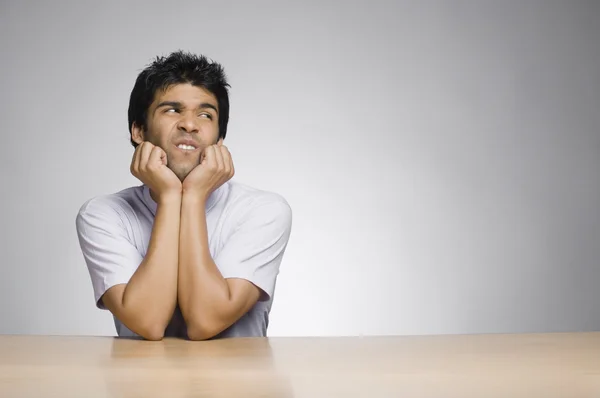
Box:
[171,166,195,181]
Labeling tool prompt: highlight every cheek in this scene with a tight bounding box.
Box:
[159,116,178,130]
[205,119,220,137]
[151,118,177,141]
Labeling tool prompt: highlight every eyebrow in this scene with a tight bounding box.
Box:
[155,101,218,114]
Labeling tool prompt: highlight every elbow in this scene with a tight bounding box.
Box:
[187,324,215,341]
[142,329,165,341]
[137,321,167,341]
[187,319,222,341]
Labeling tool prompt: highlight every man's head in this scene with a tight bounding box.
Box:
[127,51,230,181]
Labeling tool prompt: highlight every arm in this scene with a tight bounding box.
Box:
[178,142,292,340]
[178,194,262,340]
[76,141,183,341]
[76,195,180,341]
[101,194,181,340]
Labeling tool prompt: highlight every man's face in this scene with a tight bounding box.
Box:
[131,83,220,181]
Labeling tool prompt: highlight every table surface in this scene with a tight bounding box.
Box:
[1,332,599,398]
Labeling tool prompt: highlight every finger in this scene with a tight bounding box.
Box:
[201,146,212,164]
[213,144,225,171]
[220,146,233,176]
[149,146,166,168]
[139,142,154,170]
[217,138,224,146]
[203,146,217,169]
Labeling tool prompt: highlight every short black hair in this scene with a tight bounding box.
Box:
[127,50,231,147]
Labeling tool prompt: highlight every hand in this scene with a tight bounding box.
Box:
[130,141,182,202]
[182,139,234,201]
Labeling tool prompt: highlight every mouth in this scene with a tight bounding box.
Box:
[175,143,199,152]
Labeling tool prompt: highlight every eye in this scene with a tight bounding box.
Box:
[199,113,213,119]
[165,108,178,113]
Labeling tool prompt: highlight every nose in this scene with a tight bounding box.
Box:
[177,112,199,134]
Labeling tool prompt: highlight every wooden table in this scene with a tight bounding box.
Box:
[1,332,599,397]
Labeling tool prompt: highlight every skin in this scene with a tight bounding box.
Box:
[100,83,261,340]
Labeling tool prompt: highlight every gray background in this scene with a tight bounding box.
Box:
[1,0,599,337]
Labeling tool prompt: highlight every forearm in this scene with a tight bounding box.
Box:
[121,194,181,337]
[178,193,232,338]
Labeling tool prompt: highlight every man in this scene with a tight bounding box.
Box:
[75,51,293,341]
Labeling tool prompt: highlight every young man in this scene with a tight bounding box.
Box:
[75,51,292,341]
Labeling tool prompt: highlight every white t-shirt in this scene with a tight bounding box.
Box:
[75,180,292,339]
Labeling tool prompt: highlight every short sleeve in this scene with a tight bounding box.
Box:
[75,199,143,309]
[215,198,292,301]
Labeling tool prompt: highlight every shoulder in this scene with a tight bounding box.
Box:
[76,186,144,229]
[224,181,292,228]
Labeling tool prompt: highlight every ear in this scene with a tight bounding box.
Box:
[131,123,145,145]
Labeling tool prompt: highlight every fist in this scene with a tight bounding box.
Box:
[130,141,182,201]
[182,139,234,200]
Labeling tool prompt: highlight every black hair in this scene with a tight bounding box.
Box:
[127,50,230,147]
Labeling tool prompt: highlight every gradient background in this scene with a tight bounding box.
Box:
[1,0,599,337]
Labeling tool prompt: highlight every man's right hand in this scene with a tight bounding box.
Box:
[130,141,181,202]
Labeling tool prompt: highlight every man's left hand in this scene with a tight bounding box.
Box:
[182,139,235,201]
